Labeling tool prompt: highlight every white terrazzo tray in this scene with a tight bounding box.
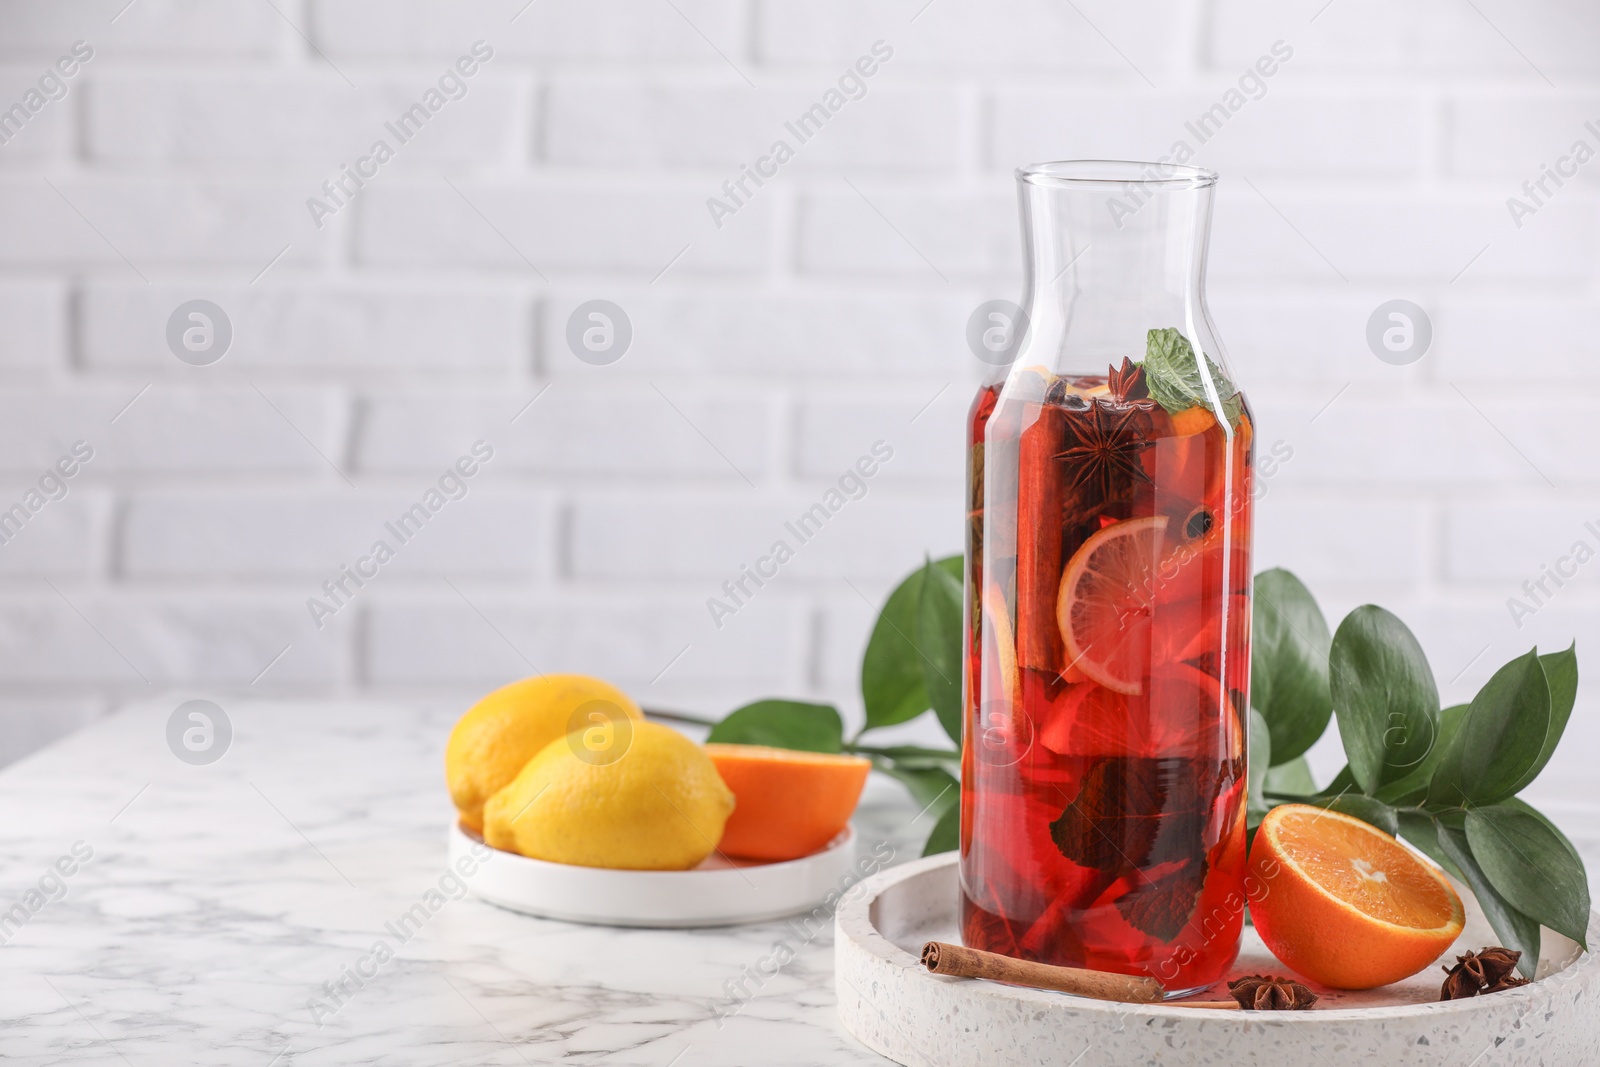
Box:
[835,853,1600,1067]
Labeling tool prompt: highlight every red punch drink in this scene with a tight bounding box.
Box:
[959,162,1252,995]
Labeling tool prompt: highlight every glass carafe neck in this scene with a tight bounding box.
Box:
[1015,161,1216,377]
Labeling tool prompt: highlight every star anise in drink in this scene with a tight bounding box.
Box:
[1055,401,1154,497]
[1106,357,1151,404]
[1227,974,1318,1010]
[1440,947,1527,1000]
[1046,376,1090,409]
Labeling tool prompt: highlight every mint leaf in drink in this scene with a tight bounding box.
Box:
[1049,757,1210,872]
[1141,327,1242,424]
[1117,857,1209,942]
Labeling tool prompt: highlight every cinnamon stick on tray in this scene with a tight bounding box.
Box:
[921,941,1163,1003]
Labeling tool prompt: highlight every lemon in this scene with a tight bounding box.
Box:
[445,674,642,833]
[481,720,736,871]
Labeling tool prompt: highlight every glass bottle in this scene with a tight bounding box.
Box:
[959,160,1253,995]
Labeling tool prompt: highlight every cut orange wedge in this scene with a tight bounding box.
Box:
[1249,804,1464,989]
[705,745,870,862]
[1055,515,1168,695]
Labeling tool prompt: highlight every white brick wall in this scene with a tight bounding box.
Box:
[83,283,526,374]
[0,0,1596,823]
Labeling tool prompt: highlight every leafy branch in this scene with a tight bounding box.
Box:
[1248,568,1589,978]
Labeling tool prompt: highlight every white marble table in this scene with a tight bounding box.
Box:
[0,700,929,1066]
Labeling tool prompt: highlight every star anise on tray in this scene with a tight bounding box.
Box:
[1227,974,1319,1011]
[1440,947,1527,1000]
[1106,357,1151,404]
[1054,401,1154,496]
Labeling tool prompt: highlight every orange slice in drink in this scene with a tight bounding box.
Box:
[1249,804,1465,989]
[1170,404,1216,437]
[1039,664,1241,759]
[982,583,1020,708]
[1055,516,1168,695]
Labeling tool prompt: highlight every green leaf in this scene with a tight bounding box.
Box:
[707,700,843,753]
[860,568,934,731]
[1466,803,1590,949]
[1374,703,1468,805]
[1250,569,1334,765]
[1329,606,1440,794]
[1247,708,1272,813]
[1503,795,1587,863]
[1263,757,1316,796]
[1428,649,1549,808]
[1396,811,1463,882]
[1439,822,1543,978]
[860,557,962,733]
[914,556,965,746]
[1507,644,1579,795]
[1141,327,1243,424]
[922,800,960,856]
[877,763,958,821]
[1296,792,1399,837]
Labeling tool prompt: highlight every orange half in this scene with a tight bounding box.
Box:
[705,744,870,862]
[1249,804,1464,989]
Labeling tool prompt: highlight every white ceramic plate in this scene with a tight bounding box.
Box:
[450,821,859,928]
[835,853,1600,1067]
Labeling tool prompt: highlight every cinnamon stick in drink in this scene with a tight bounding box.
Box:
[1014,404,1065,672]
[920,941,1163,1003]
